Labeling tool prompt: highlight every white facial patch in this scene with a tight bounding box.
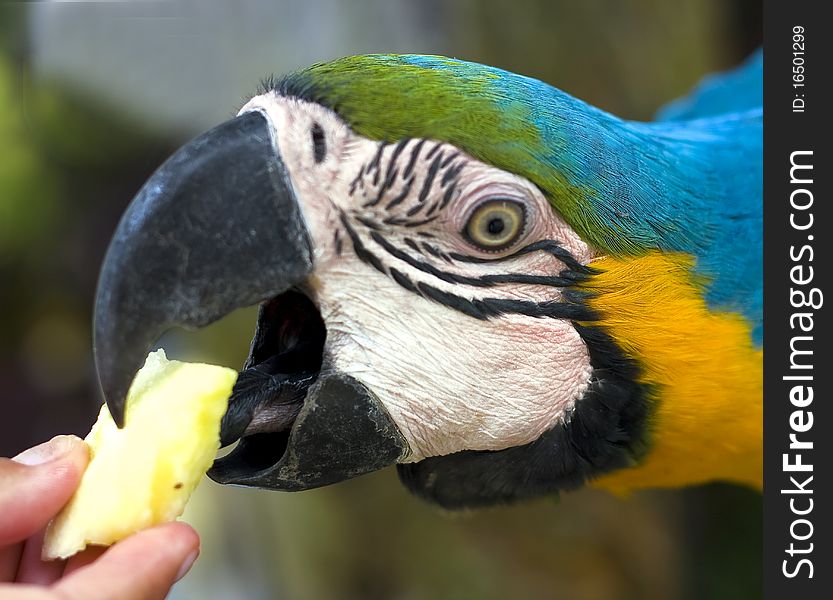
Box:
[313,270,592,461]
[240,94,596,462]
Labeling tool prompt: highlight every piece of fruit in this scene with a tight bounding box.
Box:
[42,349,237,560]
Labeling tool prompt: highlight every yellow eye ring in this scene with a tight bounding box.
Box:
[464,199,526,251]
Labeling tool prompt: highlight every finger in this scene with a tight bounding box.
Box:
[15,529,66,585]
[54,522,199,600]
[0,543,23,582]
[0,436,89,546]
[0,583,54,599]
[62,545,106,577]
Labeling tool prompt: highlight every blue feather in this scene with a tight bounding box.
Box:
[656,49,763,121]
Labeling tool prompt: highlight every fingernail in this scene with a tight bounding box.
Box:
[175,549,199,582]
[12,435,80,466]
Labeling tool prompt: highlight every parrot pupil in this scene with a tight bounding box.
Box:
[487,217,505,235]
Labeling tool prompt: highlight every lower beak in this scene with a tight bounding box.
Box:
[208,372,408,490]
[93,110,408,491]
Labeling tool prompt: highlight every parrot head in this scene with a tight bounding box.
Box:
[94,55,762,509]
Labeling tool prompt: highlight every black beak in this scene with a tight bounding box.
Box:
[94,111,312,426]
[93,109,408,491]
[208,372,408,490]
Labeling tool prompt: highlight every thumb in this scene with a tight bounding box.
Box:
[0,436,89,546]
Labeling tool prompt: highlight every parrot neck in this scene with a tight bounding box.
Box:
[577,252,762,495]
[541,101,763,343]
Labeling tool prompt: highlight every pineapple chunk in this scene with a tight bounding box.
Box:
[42,349,237,560]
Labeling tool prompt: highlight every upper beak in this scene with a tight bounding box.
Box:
[93,109,408,491]
[94,111,313,426]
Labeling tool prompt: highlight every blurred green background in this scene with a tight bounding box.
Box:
[0,1,761,599]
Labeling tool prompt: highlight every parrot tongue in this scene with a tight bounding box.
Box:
[218,290,325,448]
[219,363,313,447]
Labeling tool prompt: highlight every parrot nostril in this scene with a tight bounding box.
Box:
[311,122,327,164]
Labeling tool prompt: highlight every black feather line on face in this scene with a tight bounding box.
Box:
[365,139,409,207]
[367,229,581,290]
[450,240,589,273]
[435,180,458,213]
[441,161,466,187]
[402,216,438,228]
[397,323,652,509]
[340,214,386,274]
[333,229,343,257]
[425,142,442,159]
[403,237,424,255]
[415,151,444,207]
[403,139,426,179]
[420,241,452,263]
[368,141,387,175]
[349,164,365,197]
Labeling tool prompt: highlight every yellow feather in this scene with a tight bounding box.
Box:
[579,253,762,495]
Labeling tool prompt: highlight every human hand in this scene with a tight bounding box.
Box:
[0,435,200,600]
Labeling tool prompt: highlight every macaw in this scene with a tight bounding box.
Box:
[93,51,762,509]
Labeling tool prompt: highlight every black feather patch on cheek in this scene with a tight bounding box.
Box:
[396,323,653,510]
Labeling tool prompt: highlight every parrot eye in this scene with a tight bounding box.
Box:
[464,198,526,251]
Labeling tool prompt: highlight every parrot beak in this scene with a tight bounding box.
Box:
[94,110,408,492]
